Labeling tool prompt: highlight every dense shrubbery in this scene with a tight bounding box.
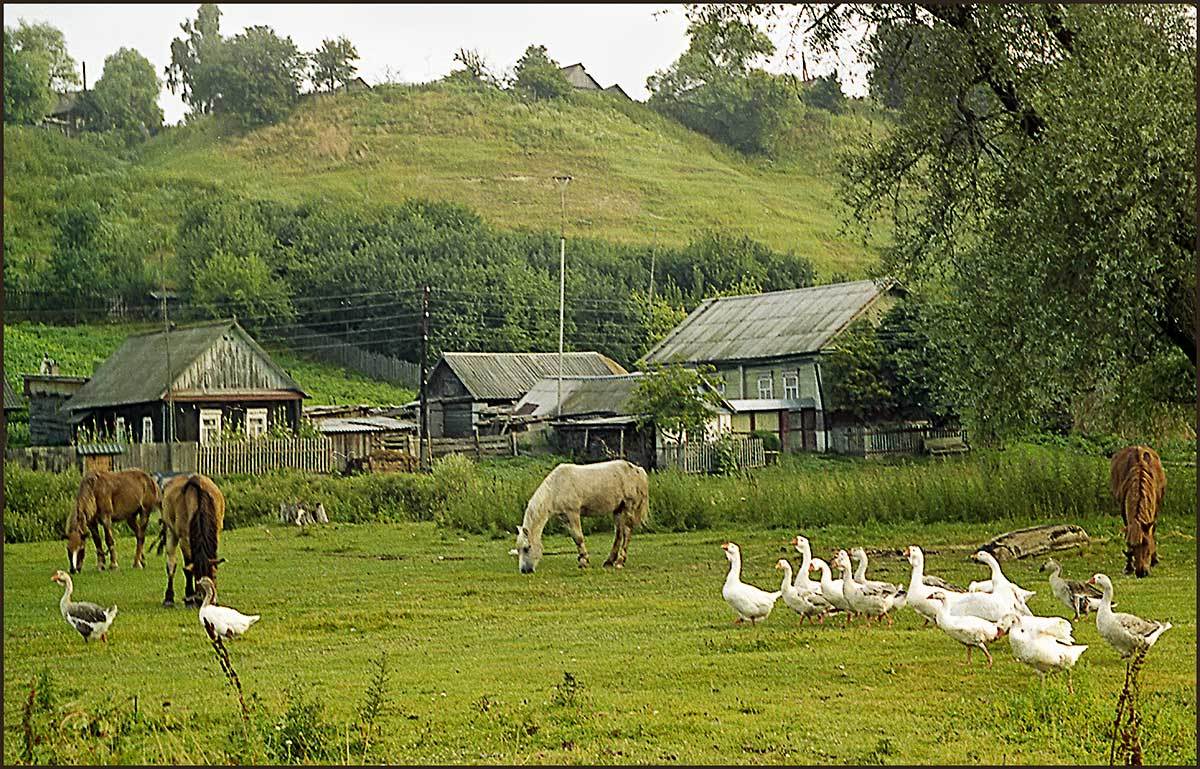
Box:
[8,445,1193,545]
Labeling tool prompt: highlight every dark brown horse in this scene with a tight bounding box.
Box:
[66,469,160,573]
[1110,445,1166,578]
[156,473,225,607]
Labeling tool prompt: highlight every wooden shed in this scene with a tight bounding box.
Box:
[24,374,89,446]
[65,319,308,444]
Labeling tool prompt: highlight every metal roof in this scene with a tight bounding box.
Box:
[725,398,816,412]
[642,280,893,365]
[66,319,305,412]
[316,416,415,434]
[4,377,24,411]
[439,352,626,401]
[514,374,646,418]
[76,442,126,456]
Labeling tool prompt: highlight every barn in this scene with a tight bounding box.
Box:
[425,351,627,437]
[65,319,308,444]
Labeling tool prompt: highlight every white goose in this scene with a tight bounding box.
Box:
[851,547,907,609]
[836,550,899,626]
[903,545,966,626]
[1041,558,1106,620]
[1088,574,1172,658]
[52,570,117,643]
[791,536,837,618]
[775,559,825,623]
[809,557,854,625]
[1002,614,1089,692]
[720,543,780,626]
[949,552,1031,621]
[197,577,261,640]
[928,592,1006,667]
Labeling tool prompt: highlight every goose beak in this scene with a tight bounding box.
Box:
[721,542,731,551]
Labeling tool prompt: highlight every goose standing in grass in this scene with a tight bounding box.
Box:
[950,552,1032,621]
[903,545,965,626]
[1088,574,1172,658]
[973,551,1035,608]
[851,547,907,609]
[1001,614,1089,692]
[791,536,837,620]
[196,577,260,640]
[928,592,1006,667]
[809,557,854,626]
[720,543,780,626]
[51,570,117,643]
[1042,559,1105,620]
[775,559,825,623]
[835,550,899,627]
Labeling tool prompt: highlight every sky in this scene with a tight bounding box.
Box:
[4,4,869,125]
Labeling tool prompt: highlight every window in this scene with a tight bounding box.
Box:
[142,416,154,443]
[783,373,800,400]
[757,375,773,400]
[199,408,222,445]
[716,380,727,396]
[115,417,126,441]
[247,408,268,439]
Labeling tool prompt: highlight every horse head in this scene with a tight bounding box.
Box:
[515,526,542,574]
[66,528,86,574]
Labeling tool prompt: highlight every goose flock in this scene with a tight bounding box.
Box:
[721,536,1173,690]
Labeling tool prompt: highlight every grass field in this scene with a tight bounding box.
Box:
[4,509,1194,764]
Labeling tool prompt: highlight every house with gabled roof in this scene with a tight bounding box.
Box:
[559,63,633,100]
[640,279,904,453]
[426,351,626,437]
[65,319,308,445]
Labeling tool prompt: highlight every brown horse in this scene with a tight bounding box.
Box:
[1110,445,1166,578]
[66,469,160,573]
[156,473,225,607]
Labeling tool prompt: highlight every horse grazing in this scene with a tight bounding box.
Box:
[156,473,226,607]
[514,459,649,574]
[1110,445,1166,578]
[66,469,159,573]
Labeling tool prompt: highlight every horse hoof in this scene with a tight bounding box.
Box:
[162,600,175,608]
[602,561,615,568]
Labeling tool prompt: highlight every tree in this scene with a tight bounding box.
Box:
[90,48,163,137]
[800,71,845,113]
[647,17,796,154]
[214,25,305,125]
[165,3,223,116]
[629,363,725,442]
[693,4,1197,439]
[510,44,572,100]
[310,36,358,92]
[446,48,499,88]
[3,29,52,124]
[9,21,78,91]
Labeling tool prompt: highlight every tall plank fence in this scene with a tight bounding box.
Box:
[268,324,420,388]
[852,425,969,458]
[197,438,334,475]
[658,437,766,474]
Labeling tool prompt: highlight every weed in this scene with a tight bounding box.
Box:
[1111,646,1149,766]
[550,671,587,708]
[354,650,392,761]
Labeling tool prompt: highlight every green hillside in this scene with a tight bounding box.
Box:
[5,83,884,281]
[3,323,414,407]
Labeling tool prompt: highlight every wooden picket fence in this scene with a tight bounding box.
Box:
[197,437,334,475]
[658,437,766,474]
[861,425,969,458]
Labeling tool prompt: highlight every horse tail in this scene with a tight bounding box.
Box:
[1123,448,1159,548]
[186,476,221,580]
[154,520,167,555]
[625,463,650,528]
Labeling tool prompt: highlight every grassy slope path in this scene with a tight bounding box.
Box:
[3,516,1194,764]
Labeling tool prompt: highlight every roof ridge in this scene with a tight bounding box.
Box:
[124,318,235,338]
[706,279,880,303]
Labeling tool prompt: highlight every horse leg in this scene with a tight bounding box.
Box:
[89,522,107,571]
[131,510,147,569]
[1149,526,1159,567]
[616,519,632,568]
[565,511,589,569]
[102,516,118,570]
[163,531,178,608]
[603,513,623,568]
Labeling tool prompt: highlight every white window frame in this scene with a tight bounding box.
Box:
[783,372,800,400]
[142,416,154,443]
[716,380,727,396]
[115,416,126,441]
[757,375,774,400]
[199,408,223,445]
[247,408,268,439]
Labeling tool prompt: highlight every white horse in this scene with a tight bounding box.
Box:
[515,460,649,574]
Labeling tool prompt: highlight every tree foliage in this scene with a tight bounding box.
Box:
[3,29,52,125]
[90,48,163,138]
[647,16,796,154]
[800,71,846,114]
[446,48,500,88]
[310,36,359,92]
[630,363,725,441]
[165,3,224,116]
[695,4,1197,439]
[511,45,573,101]
[8,21,78,91]
[214,25,305,125]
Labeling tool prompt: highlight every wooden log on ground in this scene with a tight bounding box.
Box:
[979,524,1091,562]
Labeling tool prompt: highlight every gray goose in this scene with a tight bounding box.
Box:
[52,570,117,643]
[1041,558,1106,620]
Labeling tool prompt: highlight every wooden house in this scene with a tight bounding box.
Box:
[426,351,626,437]
[641,279,904,453]
[4,377,25,417]
[65,319,307,444]
[24,374,89,445]
[559,63,633,100]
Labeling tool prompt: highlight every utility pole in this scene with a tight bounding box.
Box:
[159,252,174,468]
[553,175,572,418]
[418,285,431,472]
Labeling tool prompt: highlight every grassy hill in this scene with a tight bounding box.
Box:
[5,84,886,281]
[3,322,414,407]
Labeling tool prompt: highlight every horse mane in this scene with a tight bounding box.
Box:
[186,476,220,581]
[69,473,100,535]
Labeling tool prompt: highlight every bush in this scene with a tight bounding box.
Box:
[2,462,78,542]
[751,430,781,452]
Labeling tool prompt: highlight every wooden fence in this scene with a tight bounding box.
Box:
[658,437,766,474]
[859,425,969,458]
[269,325,420,388]
[197,438,334,475]
[384,434,520,461]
